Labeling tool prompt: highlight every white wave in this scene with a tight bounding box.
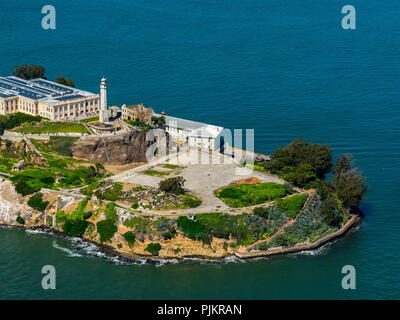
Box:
[290,242,333,257]
[52,240,83,257]
[25,229,49,235]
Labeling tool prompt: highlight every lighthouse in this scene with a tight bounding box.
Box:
[99,77,109,123]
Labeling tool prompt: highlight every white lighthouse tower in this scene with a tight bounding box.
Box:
[99,77,109,123]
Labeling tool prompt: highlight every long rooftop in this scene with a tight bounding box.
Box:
[0,76,96,103]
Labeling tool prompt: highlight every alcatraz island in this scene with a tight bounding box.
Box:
[0,65,367,262]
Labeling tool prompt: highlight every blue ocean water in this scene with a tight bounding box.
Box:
[0,0,399,299]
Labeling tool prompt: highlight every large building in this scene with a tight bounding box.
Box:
[0,76,100,121]
[155,113,224,151]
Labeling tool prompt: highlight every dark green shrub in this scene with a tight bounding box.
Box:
[105,202,117,222]
[183,195,201,208]
[62,219,88,237]
[16,216,25,225]
[13,177,36,196]
[145,242,161,255]
[253,207,269,219]
[96,219,117,242]
[159,176,185,195]
[177,216,206,241]
[123,231,136,247]
[28,193,49,212]
[162,228,177,240]
[131,202,139,209]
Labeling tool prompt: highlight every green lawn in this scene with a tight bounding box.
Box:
[216,182,288,208]
[142,169,170,177]
[81,116,99,123]
[13,121,90,134]
[276,194,308,218]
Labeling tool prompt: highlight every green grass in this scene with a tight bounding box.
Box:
[216,182,288,208]
[276,194,308,218]
[32,136,79,156]
[163,164,181,169]
[13,121,90,134]
[81,116,99,123]
[142,169,170,177]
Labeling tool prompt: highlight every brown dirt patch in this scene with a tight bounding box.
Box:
[229,177,263,186]
[104,162,147,175]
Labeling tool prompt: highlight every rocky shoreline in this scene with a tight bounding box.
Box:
[0,176,361,264]
[0,212,361,264]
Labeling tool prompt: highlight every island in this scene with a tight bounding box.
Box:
[0,71,367,262]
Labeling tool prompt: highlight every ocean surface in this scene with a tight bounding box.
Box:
[0,0,399,299]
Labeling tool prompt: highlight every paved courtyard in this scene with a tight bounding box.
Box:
[113,150,285,213]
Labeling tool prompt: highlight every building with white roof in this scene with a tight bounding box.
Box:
[154,113,224,151]
[0,76,100,121]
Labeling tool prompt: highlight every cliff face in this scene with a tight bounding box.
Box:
[71,131,153,165]
[0,178,37,225]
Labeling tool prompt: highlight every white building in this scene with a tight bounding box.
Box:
[154,113,224,151]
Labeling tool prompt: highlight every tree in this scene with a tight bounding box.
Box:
[56,75,75,87]
[312,144,333,178]
[159,176,185,194]
[265,147,293,173]
[13,64,45,80]
[333,154,367,209]
[320,194,342,227]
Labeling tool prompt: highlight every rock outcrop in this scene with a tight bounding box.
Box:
[71,130,166,165]
[0,178,36,224]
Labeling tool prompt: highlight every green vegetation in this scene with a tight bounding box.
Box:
[216,182,287,208]
[94,183,124,201]
[259,194,339,249]
[125,120,152,131]
[163,164,181,169]
[0,113,42,135]
[32,136,79,156]
[55,197,91,237]
[253,206,270,219]
[62,219,88,237]
[142,169,170,177]
[13,64,45,80]
[123,231,136,247]
[81,116,99,123]
[159,176,185,194]
[11,169,55,195]
[96,203,118,243]
[176,212,280,245]
[13,121,90,134]
[151,116,166,127]
[183,194,202,208]
[27,192,49,211]
[276,194,308,218]
[56,75,74,87]
[16,216,25,225]
[145,242,161,255]
[332,154,368,209]
[259,138,332,188]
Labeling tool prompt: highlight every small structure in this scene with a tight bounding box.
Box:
[99,77,109,123]
[121,104,154,123]
[11,159,27,171]
[187,213,196,221]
